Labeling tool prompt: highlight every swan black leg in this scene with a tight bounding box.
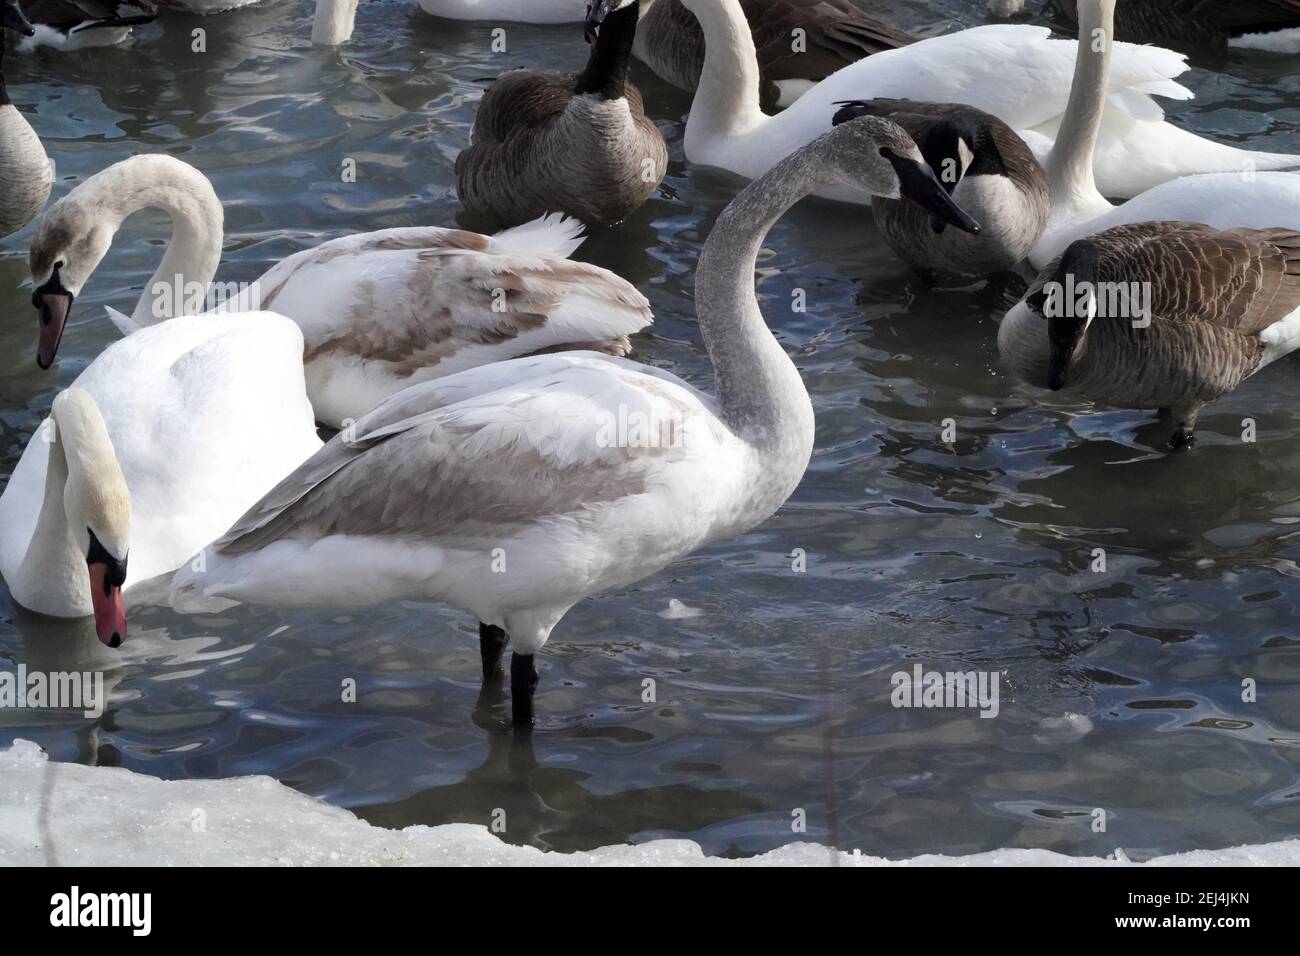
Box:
[511,653,539,727]
[479,622,508,683]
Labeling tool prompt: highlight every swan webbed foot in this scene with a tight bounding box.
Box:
[479,621,509,683]
[511,653,539,727]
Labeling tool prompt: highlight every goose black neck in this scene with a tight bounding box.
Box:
[0,44,9,108]
[574,3,639,101]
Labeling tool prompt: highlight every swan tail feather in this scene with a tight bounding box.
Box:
[489,212,587,260]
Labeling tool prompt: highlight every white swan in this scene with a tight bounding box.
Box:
[0,389,130,646]
[416,0,579,23]
[0,313,323,633]
[171,116,980,726]
[1030,0,1300,268]
[678,0,1300,202]
[0,2,51,239]
[28,155,653,428]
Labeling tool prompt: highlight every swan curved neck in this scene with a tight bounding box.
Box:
[84,157,224,324]
[697,145,819,444]
[312,0,359,46]
[1046,0,1113,213]
[13,420,89,615]
[574,3,640,100]
[681,0,765,142]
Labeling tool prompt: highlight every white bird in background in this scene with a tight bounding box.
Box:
[676,0,1300,204]
[171,116,980,726]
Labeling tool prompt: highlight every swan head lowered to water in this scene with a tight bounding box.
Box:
[1,389,131,647]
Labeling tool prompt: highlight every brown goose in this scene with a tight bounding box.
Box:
[17,0,156,49]
[634,0,914,112]
[1052,0,1300,51]
[998,221,1300,448]
[833,99,1046,276]
[455,0,667,229]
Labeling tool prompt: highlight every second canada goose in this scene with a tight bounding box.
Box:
[998,221,1300,448]
[455,0,667,229]
[833,99,1045,276]
[0,1,51,239]
[1054,0,1300,53]
[16,0,157,50]
[634,0,914,112]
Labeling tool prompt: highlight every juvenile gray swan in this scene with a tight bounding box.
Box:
[635,0,914,112]
[173,117,979,727]
[999,221,1300,448]
[0,1,50,238]
[455,0,668,228]
[833,99,1047,277]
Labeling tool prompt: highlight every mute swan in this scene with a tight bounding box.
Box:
[15,0,157,50]
[455,0,667,228]
[311,0,357,44]
[1055,0,1300,53]
[0,389,130,647]
[28,154,653,429]
[416,0,578,23]
[0,1,51,239]
[0,314,323,629]
[171,116,980,726]
[1031,0,1300,268]
[999,222,1300,448]
[678,0,1300,203]
[634,0,913,112]
[832,99,1048,276]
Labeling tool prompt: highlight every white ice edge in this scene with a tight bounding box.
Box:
[1,739,1296,866]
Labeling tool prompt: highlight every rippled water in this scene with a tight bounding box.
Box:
[2,1,1300,860]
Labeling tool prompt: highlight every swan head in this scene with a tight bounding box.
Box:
[30,200,114,369]
[584,0,651,43]
[827,117,981,234]
[0,0,35,37]
[51,389,131,648]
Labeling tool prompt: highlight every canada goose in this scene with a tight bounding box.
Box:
[634,0,914,112]
[1031,0,1300,268]
[832,99,1046,276]
[155,0,263,12]
[677,0,1300,203]
[311,0,357,45]
[1054,0,1300,53]
[0,313,323,636]
[455,0,668,228]
[0,1,51,239]
[998,221,1300,448]
[15,0,157,50]
[171,117,979,727]
[28,154,652,428]
[0,389,130,647]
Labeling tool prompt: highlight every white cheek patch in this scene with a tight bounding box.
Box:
[957,138,975,179]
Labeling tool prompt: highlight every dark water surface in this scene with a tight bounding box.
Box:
[2,1,1299,859]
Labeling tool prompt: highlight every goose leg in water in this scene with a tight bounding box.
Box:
[511,653,539,727]
[479,622,509,682]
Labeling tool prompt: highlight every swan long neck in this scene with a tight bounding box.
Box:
[682,0,766,143]
[312,0,359,46]
[574,2,640,100]
[1046,0,1113,210]
[696,145,819,445]
[14,417,89,615]
[78,157,224,323]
